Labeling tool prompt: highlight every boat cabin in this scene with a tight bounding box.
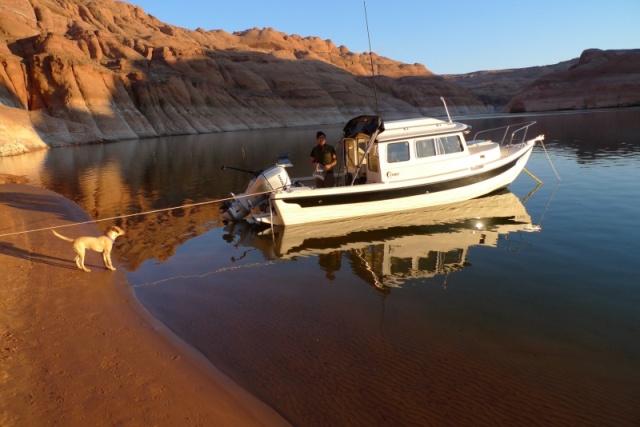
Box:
[342,115,501,185]
[221,113,541,225]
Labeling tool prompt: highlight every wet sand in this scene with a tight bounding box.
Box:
[0,182,288,426]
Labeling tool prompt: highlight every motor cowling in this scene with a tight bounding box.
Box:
[222,165,291,221]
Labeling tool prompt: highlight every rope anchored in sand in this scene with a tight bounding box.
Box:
[0,190,272,238]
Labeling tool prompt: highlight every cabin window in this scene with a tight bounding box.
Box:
[368,144,379,172]
[440,135,463,154]
[344,138,357,169]
[387,142,410,163]
[416,138,437,158]
[415,135,463,158]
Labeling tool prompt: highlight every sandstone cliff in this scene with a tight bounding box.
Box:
[0,0,637,157]
[505,49,640,113]
[0,0,488,156]
[444,59,578,109]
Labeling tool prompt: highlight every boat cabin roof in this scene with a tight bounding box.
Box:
[381,117,468,141]
[342,115,384,139]
[343,115,469,143]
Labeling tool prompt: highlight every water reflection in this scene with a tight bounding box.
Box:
[3,110,637,426]
[466,109,640,165]
[222,190,538,291]
[1,109,638,223]
[0,125,344,219]
[539,109,640,164]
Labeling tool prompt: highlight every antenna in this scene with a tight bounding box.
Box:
[363,0,379,116]
[440,96,452,123]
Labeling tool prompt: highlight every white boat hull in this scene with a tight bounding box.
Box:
[222,114,544,226]
[255,141,535,226]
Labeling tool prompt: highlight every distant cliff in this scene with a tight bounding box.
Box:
[0,0,488,156]
[504,49,640,112]
[0,0,638,157]
[444,59,579,109]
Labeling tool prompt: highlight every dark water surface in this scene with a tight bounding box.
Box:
[2,109,639,425]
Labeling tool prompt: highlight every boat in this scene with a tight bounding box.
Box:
[221,104,544,226]
[221,190,540,289]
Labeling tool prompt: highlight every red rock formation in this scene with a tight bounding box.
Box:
[444,59,579,109]
[1,1,636,156]
[0,0,491,155]
[505,49,640,113]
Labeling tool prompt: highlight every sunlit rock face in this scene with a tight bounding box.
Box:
[0,0,491,155]
[0,1,637,156]
[504,49,640,113]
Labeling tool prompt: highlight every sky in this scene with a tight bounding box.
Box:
[125,0,640,74]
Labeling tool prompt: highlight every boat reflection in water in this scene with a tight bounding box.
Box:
[222,189,540,290]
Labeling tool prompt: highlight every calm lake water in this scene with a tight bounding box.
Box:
[2,109,639,426]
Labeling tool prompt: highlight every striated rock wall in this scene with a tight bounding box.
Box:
[0,0,489,156]
[505,49,640,113]
[0,105,49,156]
[444,59,579,109]
[0,1,637,157]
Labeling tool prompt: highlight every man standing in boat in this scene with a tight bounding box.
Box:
[310,131,337,188]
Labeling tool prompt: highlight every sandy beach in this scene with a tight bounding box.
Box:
[0,181,288,426]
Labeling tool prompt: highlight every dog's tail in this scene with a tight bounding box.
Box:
[52,230,74,242]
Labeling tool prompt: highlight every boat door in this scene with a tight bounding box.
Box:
[344,135,369,183]
[344,134,381,184]
[341,115,385,185]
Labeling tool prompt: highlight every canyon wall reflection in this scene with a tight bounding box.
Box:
[2,109,637,272]
[25,127,339,270]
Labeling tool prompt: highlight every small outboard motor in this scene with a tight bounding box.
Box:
[221,156,293,221]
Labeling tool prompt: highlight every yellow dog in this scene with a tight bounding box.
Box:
[52,226,125,272]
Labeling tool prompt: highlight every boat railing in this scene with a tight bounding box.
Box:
[472,121,537,147]
[291,171,349,187]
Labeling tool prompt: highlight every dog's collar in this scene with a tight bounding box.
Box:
[106,235,115,243]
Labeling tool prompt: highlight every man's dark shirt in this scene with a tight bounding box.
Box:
[310,144,336,165]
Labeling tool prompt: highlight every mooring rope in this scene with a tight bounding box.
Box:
[0,190,273,238]
[539,139,561,181]
[131,260,278,289]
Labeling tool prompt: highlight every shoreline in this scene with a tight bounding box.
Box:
[2,107,639,160]
[0,183,288,426]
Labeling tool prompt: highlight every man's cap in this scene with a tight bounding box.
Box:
[316,131,326,138]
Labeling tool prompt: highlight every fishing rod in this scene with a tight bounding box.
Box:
[220,165,263,177]
[363,0,379,116]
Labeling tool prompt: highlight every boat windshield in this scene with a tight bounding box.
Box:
[343,115,385,139]
[416,135,463,158]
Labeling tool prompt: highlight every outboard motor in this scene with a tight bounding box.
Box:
[222,157,292,221]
